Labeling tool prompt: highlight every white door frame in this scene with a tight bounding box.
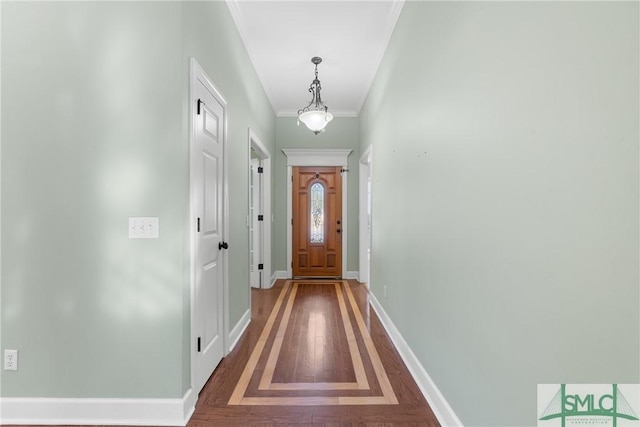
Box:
[282,149,352,279]
[189,57,229,395]
[358,145,372,287]
[248,128,272,289]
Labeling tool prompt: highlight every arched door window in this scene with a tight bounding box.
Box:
[310,182,325,243]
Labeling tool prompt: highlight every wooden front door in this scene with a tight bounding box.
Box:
[292,166,342,277]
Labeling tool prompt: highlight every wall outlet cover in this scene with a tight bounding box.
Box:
[4,349,18,371]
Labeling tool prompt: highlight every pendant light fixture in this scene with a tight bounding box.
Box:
[297,57,333,134]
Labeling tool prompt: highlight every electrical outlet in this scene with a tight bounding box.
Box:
[4,349,18,371]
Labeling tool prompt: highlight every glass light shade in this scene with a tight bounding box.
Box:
[298,110,334,133]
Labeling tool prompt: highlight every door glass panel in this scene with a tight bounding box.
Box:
[310,182,324,243]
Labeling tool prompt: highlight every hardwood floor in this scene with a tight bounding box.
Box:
[189,280,440,426]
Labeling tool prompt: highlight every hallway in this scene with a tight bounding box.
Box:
[2,2,638,425]
[188,280,439,426]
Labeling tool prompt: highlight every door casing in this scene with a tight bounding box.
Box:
[358,145,372,287]
[282,149,352,279]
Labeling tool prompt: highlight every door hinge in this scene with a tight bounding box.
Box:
[197,217,200,232]
[258,263,264,270]
[197,99,203,115]
[258,214,264,221]
[197,337,201,352]
[291,261,293,267]
[258,166,264,173]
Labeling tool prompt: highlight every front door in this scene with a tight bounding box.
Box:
[192,62,226,395]
[292,166,342,277]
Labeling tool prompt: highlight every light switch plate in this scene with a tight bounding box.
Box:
[129,217,159,239]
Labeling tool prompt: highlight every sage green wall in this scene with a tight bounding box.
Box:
[1,1,274,399]
[274,117,359,274]
[2,1,184,398]
[360,2,639,426]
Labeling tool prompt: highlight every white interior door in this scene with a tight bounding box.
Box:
[191,61,226,395]
[249,157,262,288]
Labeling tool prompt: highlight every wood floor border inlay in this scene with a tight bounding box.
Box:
[258,282,300,390]
[227,281,292,405]
[227,280,399,406]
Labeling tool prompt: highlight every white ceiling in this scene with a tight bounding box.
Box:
[227,0,405,117]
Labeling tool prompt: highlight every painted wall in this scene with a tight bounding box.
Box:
[1,1,275,400]
[274,117,359,275]
[359,2,639,426]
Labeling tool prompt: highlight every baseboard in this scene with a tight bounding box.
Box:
[369,293,464,427]
[0,388,195,426]
[271,270,288,286]
[228,308,251,352]
[344,271,359,280]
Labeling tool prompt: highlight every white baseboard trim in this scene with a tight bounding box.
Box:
[369,293,464,427]
[344,271,359,280]
[0,388,195,426]
[228,308,251,352]
[271,270,288,286]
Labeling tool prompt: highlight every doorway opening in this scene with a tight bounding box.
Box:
[292,166,343,278]
[248,129,271,289]
[282,149,352,279]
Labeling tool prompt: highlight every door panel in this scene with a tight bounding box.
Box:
[203,153,219,232]
[193,76,225,395]
[292,166,342,277]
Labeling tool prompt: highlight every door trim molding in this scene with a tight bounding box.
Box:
[189,57,229,396]
[358,145,372,286]
[282,149,352,279]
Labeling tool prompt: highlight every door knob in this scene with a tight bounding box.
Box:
[219,241,229,250]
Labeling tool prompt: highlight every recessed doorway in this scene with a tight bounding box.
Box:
[282,149,352,279]
[248,129,271,289]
